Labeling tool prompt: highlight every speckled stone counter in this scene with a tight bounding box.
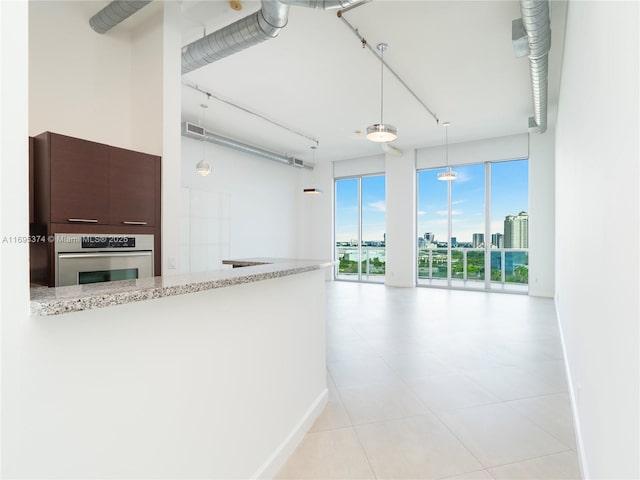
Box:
[31,258,333,316]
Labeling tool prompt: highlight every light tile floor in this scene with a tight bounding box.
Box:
[276,282,581,480]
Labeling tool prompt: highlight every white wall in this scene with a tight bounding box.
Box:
[161,2,183,275]
[528,127,555,297]
[0,1,32,478]
[29,1,134,147]
[130,6,163,156]
[180,137,307,268]
[416,133,529,169]
[385,150,416,287]
[3,269,328,479]
[555,1,639,478]
[298,160,334,261]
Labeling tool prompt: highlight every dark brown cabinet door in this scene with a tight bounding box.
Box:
[50,134,109,224]
[108,146,159,227]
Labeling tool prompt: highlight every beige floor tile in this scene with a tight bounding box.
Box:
[339,381,431,425]
[275,427,374,479]
[309,377,352,432]
[406,373,498,412]
[488,450,581,479]
[438,403,570,468]
[505,394,577,449]
[308,400,352,433]
[355,415,482,479]
[382,351,457,379]
[328,356,401,389]
[441,470,494,479]
[463,365,567,401]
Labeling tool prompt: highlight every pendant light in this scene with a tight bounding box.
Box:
[366,43,397,143]
[437,121,457,181]
[303,145,322,194]
[196,102,212,176]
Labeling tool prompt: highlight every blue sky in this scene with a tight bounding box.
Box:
[335,160,528,244]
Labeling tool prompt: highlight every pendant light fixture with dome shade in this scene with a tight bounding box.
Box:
[366,43,397,143]
[196,102,212,177]
[437,122,457,181]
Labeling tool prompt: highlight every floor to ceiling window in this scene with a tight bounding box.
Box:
[335,175,386,283]
[490,159,529,291]
[417,159,528,292]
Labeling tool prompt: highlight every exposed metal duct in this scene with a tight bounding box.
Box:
[517,0,551,133]
[89,0,152,34]
[182,122,312,170]
[181,0,366,75]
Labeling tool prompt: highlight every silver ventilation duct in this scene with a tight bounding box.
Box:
[89,0,152,34]
[518,0,551,134]
[182,122,312,170]
[181,0,366,75]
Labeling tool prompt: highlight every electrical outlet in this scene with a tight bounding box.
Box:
[168,257,176,269]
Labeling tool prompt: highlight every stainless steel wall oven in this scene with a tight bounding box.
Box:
[54,233,154,287]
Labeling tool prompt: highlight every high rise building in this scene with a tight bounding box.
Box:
[424,232,435,243]
[472,233,484,248]
[504,211,528,248]
[491,233,504,248]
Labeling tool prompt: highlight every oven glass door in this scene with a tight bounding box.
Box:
[57,251,153,287]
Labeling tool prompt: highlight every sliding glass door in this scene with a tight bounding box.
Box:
[335,175,386,282]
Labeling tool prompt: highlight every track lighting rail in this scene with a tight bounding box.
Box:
[337,11,440,125]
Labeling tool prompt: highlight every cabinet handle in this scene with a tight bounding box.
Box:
[122,221,148,225]
[68,218,98,223]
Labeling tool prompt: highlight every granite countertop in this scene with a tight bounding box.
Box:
[31,258,333,316]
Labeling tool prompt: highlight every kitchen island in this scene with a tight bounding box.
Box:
[19,259,332,479]
[31,257,332,315]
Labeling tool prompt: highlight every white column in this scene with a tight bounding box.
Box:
[528,127,555,297]
[161,1,182,274]
[0,0,30,313]
[384,149,416,287]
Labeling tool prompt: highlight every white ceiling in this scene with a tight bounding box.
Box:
[118,0,566,164]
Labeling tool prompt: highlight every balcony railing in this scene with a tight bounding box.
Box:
[417,247,529,288]
[336,245,529,289]
[335,246,386,282]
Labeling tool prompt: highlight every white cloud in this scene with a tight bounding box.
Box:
[368,200,386,213]
[452,200,465,205]
[436,209,463,216]
[418,210,426,216]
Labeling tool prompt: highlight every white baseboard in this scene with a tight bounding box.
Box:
[252,388,329,480]
[555,300,589,479]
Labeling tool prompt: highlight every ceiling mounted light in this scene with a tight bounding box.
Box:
[196,102,211,176]
[366,43,397,143]
[304,146,322,194]
[437,122,457,181]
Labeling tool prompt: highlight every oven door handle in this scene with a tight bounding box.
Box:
[58,251,152,259]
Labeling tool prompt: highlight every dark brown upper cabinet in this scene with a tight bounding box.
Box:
[109,146,159,227]
[32,132,161,228]
[49,133,110,224]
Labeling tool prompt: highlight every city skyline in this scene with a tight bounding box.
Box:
[335,159,529,245]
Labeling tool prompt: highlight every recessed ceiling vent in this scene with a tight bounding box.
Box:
[185,121,206,138]
[181,122,312,170]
